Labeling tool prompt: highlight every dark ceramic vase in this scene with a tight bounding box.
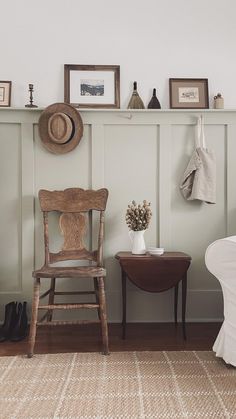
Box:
[148,88,161,109]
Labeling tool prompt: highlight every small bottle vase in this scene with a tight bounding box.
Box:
[148,88,161,109]
[214,97,224,109]
[129,230,146,255]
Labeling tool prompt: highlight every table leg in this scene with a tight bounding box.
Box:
[121,269,126,339]
[174,283,179,326]
[182,274,187,340]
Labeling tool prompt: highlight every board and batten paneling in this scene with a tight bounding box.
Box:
[0,108,236,322]
[0,123,22,293]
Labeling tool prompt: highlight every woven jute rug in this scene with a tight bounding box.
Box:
[0,351,235,418]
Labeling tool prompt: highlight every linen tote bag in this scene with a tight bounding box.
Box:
[180,116,216,204]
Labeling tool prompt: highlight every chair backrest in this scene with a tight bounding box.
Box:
[38,188,108,267]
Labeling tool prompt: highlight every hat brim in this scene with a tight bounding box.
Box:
[38,103,84,154]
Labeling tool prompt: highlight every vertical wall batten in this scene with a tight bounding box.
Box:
[159,124,172,248]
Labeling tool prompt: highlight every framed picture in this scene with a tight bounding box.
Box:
[169,78,209,109]
[0,81,12,107]
[64,64,120,108]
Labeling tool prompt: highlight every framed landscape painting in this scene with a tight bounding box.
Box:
[64,64,120,109]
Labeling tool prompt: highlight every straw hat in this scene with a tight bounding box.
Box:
[38,103,83,154]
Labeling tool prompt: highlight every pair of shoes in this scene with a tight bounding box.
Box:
[0,302,17,342]
[0,301,28,342]
[11,302,28,342]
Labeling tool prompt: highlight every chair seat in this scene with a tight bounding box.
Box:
[33,265,106,278]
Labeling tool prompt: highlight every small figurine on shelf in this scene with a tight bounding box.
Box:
[214,93,224,109]
[127,81,145,109]
[148,88,161,109]
[25,84,38,108]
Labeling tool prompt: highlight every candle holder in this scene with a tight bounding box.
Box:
[25,83,38,108]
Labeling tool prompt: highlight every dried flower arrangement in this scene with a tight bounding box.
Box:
[125,200,152,231]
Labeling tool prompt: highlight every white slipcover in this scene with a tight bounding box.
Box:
[205,236,236,366]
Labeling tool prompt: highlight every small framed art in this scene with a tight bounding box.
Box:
[169,78,209,109]
[0,81,12,107]
[64,64,120,108]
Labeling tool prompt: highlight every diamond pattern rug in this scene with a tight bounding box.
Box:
[0,351,235,418]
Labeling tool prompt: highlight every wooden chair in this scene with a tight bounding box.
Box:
[27,187,109,357]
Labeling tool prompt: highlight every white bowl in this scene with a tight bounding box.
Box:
[148,247,164,256]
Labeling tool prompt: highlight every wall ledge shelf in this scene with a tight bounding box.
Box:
[1,107,236,113]
[1,107,236,126]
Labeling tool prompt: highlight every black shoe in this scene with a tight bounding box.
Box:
[10,302,28,342]
[0,302,17,343]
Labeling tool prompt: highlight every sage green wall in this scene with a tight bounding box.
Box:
[1,108,235,322]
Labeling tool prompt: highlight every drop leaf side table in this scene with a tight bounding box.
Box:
[115,251,191,340]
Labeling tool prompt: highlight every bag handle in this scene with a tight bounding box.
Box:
[195,115,206,149]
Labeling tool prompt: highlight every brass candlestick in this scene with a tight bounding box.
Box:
[25,83,38,108]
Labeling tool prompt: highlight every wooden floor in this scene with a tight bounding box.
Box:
[0,322,221,356]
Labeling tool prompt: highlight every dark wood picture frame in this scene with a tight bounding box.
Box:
[0,81,12,107]
[64,64,120,109]
[169,78,209,109]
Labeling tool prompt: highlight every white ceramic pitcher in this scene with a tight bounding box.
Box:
[129,230,146,254]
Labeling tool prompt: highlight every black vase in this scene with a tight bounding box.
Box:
[148,88,161,109]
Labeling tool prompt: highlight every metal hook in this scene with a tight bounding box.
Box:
[119,113,133,120]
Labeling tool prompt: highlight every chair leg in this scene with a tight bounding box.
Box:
[47,277,56,322]
[27,278,41,358]
[98,277,109,355]
[93,278,101,320]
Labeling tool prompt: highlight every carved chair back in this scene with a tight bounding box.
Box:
[38,188,108,267]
